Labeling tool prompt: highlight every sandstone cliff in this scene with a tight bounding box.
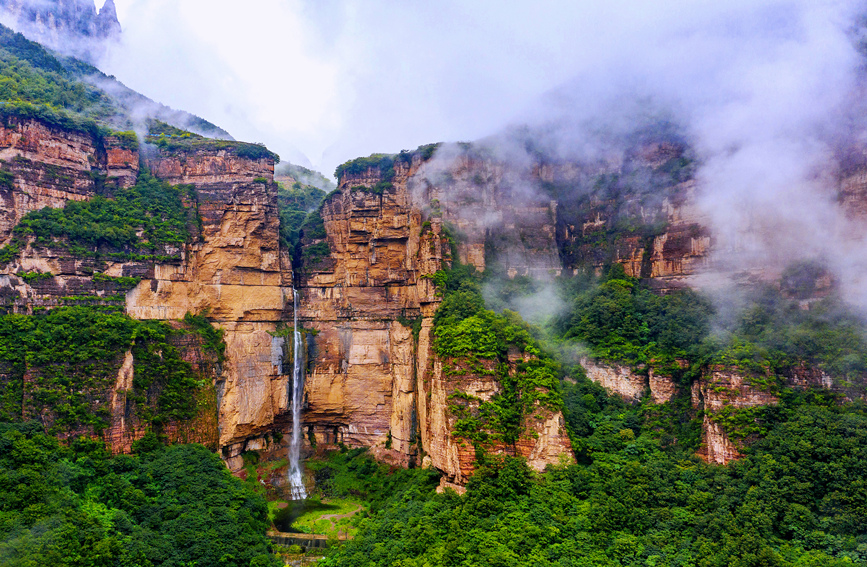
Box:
[0,115,294,460]
[690,366,779,464]
[579,356,785,465]
[418,350,573,488]
[544,143,711,290]
[579,357,680,405]
[130,145,294,463]
[295,155,574,483]
[9,114,857,480]
[0,120,716,479]
[394,140,712,289]
[408,153,562,277]
[0,116,137,245]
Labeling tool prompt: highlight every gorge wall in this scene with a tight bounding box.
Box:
[0,115,294,461]
[5,113,867,477]
[296,157,574,486]
[0,116,575,486]
[399,142,711,289]
[395,140,867,466]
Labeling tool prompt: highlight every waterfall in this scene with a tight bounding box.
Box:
[287,288,308,500]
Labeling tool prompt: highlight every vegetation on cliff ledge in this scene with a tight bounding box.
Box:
[0,306,224,436]
[551,263,867,389]
[146,120,279,162]
[0,171,198,264]
[277,178,326,253]
[333,143,440,181]
[431,259,562,448]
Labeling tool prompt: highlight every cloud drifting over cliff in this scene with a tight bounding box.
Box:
[106,0,626,169]
[99,0,807,171]
[102,0,866,215]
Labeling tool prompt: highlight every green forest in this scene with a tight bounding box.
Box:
[3,240,866,565]
[0,423,278,567]
[317,261,867,567]
[321,396,867,566]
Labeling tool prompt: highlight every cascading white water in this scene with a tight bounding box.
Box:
[287,288,308,500]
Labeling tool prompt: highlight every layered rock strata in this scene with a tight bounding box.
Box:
[14,116,862,479]
[0,115,293,460]
[297,161,433,464]
[578,357,782,465]
[692,366,779,464]
[420,353,573,487]
[0,116,137,244]
[408,154,562,277]
[297,157,574,482]
[129,146,293,461]
[543,145,711,290]
[580,357,679,404]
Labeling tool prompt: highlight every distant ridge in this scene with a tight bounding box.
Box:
[0,21,232,139]
[0,0,119,64]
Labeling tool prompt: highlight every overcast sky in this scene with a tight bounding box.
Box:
[96,0,863,177]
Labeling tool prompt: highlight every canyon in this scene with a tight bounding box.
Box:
[1,109,864,480]
[0,116,576,484]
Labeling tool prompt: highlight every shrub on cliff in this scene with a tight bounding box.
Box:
[431,262,562,447]
[0,306,221,435]
[333,143,441,181]
[147,131,280,163]
[551,264,713,367]
[1,172,197,263]
[334,153,395,181]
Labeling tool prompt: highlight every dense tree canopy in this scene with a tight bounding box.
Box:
[323,393,867,566]
[0,423,280,567]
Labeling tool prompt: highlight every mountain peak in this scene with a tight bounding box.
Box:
[0,0,120,63]
[95,0,120,37]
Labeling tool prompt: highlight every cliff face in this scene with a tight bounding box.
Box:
[102,328,221,454]
[2,315,221,454]
[297,161,432,464]
[296,157,573,482]
[10,116,857,478]
[408,155,562,277]
[0,115,293,460]
[0,121,718,478]
[391,141,711,288]
[419,351,573,488]
[578,356,779,465]
[691,367,779,464]
[579,358,680,404]
[543,144,711,289]
[291,142,721,480]
[130,147,293,463]
[0,116,136,245]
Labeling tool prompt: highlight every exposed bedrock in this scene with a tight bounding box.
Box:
[7,117,867,478]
